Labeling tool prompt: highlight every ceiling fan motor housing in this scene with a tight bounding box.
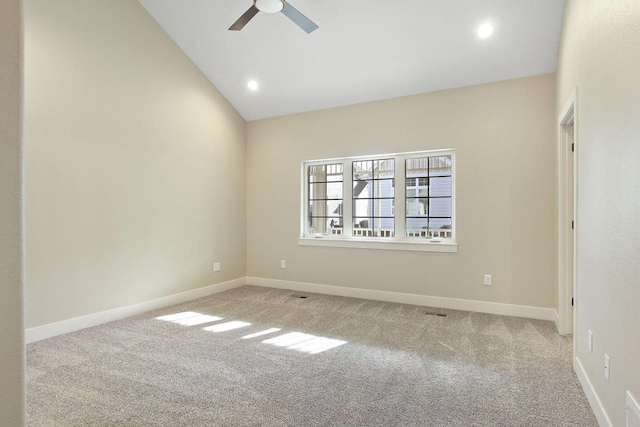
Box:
[254,0,284,14]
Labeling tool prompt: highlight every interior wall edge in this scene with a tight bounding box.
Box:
[574,356,613,427]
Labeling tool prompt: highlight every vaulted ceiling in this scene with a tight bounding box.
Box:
[139,0,565,121]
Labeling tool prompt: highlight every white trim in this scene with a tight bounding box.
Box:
[575,356,613,427]
[298,237,458,252]
[25,278,246,343]
[557,86,578,336]
[628,391,640,427]
[246,277,557,321]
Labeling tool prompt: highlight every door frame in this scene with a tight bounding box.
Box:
[557,87,578,340]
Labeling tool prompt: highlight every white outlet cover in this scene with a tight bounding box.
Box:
[281,260,286,269]
[588,330,593,352]
[484,274,492,285]
[214,263,221,272]
[604,354,610,381]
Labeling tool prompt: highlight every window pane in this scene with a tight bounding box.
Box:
[353,199,394,218]
[429,156,452,177]
[353,218,394,237]
[308,163,343,236]
[309,200,343,217]
[406,198,428,217]
[309,182,343,200]
[308,216,344,235]
[353,159,394,180]
[429,218,452,237]
[374,159,394,179]
[326,163,344,181]
[406,217,452,238]
[353,161,373,180]
[406,158,429,178]
[429,198,451,218]
[354,179,395,198]
[307,216,325,235]
[373,179,394,198]
[308,165,327,182]
[354,199,371,217]
[428,176,452,197]
[353,180,372,198]
[406,218,429,237]
[309,163,343,183]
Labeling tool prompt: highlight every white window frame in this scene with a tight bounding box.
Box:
[299,149,457,253]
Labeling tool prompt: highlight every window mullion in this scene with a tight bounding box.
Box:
[395,155,406,239]
[343,160,353,238]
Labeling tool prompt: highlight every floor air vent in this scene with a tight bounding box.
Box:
[290,295,309,299]
[424,311,447,317]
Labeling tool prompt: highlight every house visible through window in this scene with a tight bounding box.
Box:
[302,150,455,248]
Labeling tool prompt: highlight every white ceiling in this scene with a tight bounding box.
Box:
[138,0,565,121]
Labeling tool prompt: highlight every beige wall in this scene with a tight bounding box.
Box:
[0,0,25,424]
[247,74,557,309]
[556,1,640,425]
[24,0,247,328]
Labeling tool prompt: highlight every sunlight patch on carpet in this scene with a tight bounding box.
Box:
[203,321,252,332]
[156,312,223,326]
[242,328,282,339]
[263,332,347,354]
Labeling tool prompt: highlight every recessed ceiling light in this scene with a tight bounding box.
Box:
[477,23,493,38]
[247,80,258,91]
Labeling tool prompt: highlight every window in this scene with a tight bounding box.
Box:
[405,155,453,239]
[307,164,344,236]
[352,159,394,237]
[300,150,456,252]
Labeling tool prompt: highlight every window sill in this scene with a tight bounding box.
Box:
[298,237,458,253]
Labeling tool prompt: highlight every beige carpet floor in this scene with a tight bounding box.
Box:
[27,285,597,426]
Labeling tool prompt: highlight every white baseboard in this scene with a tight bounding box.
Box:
[25,278,246,344]
[575,356,613,427]
[246,277,557,321]
[26,276,560,344]
[553,309,561,333]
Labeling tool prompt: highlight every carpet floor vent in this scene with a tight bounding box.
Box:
[424,311,447,317]
[290,295,309,299]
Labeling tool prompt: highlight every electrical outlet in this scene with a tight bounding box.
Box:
[588,330,593,352]
[483,274,492,285]
[214,262,221,272]
[604,354,610,381]
[281,260,286,269]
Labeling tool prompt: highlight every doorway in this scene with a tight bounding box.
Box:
[558,88,578,337]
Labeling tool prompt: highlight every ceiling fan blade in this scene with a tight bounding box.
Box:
[281,2,318,33]
[229,5,259,31]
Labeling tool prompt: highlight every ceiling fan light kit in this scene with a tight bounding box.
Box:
[229,0,318,33]
[254,0,284,14]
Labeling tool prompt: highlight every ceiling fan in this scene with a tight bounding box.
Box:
[229,0,319,34]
